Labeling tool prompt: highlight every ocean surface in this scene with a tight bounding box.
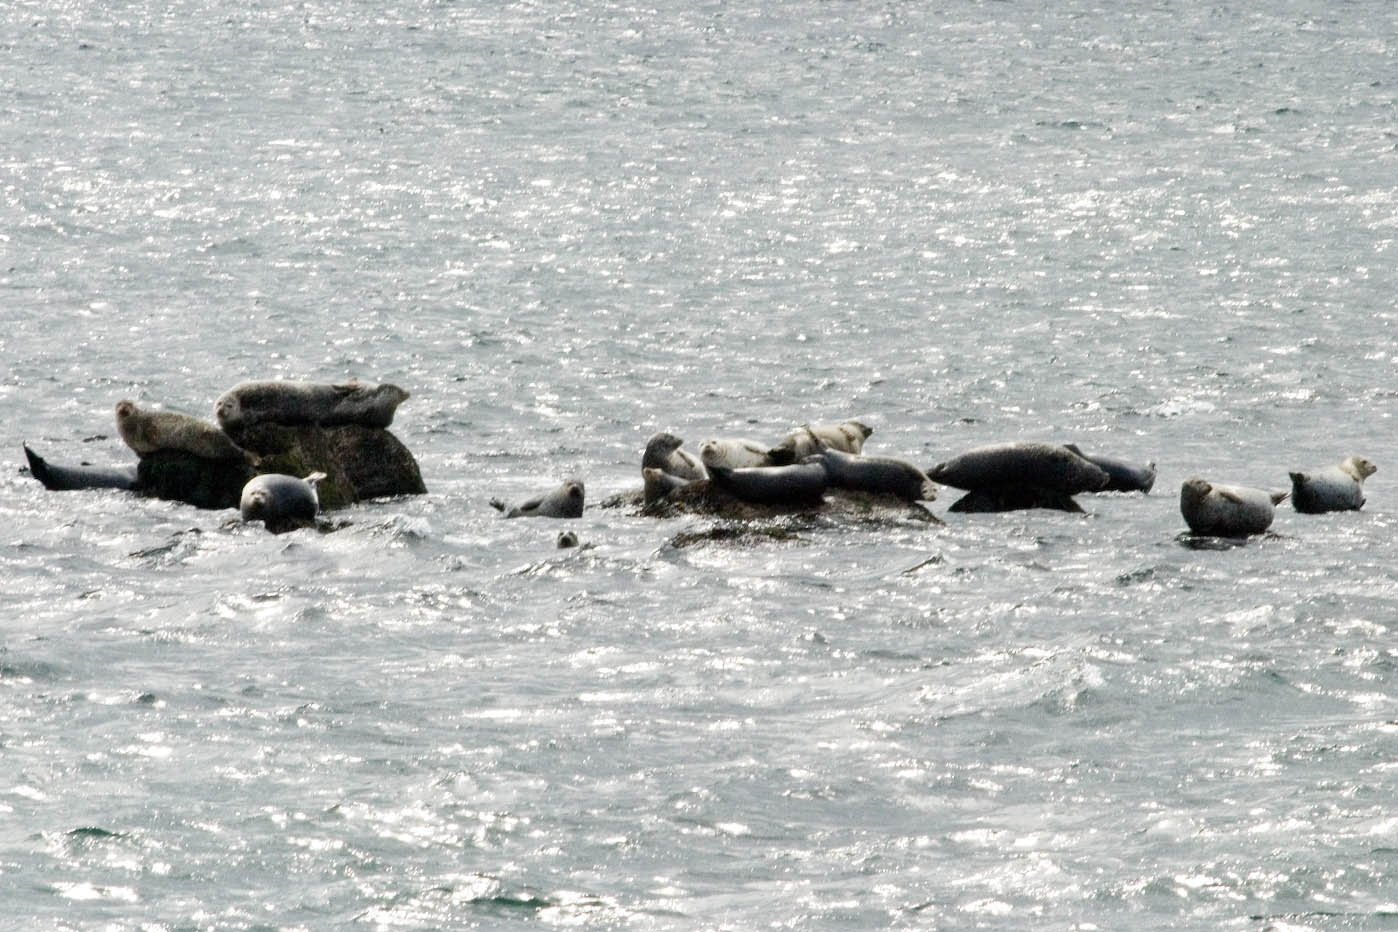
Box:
[4,1,1398,928]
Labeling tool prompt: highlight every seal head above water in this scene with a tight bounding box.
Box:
[240,471,327,532]
[491,478,585,518]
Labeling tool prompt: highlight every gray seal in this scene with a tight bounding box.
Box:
[24,444,139,492]
[1289,456,1376,513]
[240,471,327,532]
[1064,445,1157,493]
[214,380,409,430]
[767,420,873,465]
[1179,477,1288,537]
[706,463,827,507]
[642,432,706,481]
[803,449,936,502]
[928,442,1111,494]
[491,478,585,518]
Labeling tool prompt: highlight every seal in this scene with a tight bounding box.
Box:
[1289,456,1376,513]
[706,462,828,507]
[115,400,254,463]
[767,420,873,465]
[927,442,1111,494]
[1064,445,1157,493]
[240,471,327,532]
[23,443,140,492]
[641,432,706,481]
[698,437,777,470]
[643,466,692,506]
[803,449,936,502]
[214,380,409,430]
[1179,477,1288,537]
[491,478,585,518]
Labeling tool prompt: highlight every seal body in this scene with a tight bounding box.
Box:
[1065,446,1157,493]
[699,437,777,470]
[706,463,827,507]
[803,449,936,501]
[928,442,1111,494]
[24,444,139,492]
[1179,477,1287,537]
[767,420,873,465]
[1289,457,1376,513]
[214,380,409,430]
[491,478,585,518]
[641,432,706,481]
[240,471,326,531]
[115,400,252,463]
[643,466,692,506]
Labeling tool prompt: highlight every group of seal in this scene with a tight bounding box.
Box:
[1179,455,1377,537]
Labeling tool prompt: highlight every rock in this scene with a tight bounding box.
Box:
[600,479,941,525]
[222,422,426,509]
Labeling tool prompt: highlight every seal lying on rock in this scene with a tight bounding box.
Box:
[928,442,1111,494]
[699,437,777,470]
[1179,477,1288,537]
[23,444,139,491]
[491,478,585,518]
[240,472,326,532]
[1289,456,1376,513]
[706,463,828,507]
[115,400,254,464]
[1065,445,1157,493]
[643,466,692,506]
[803,449,936,502]
[214,380,409,430]
[642,432,706,481]
[767,420,873,465]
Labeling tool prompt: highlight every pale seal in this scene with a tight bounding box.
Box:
[1179,477,1288,537]
[1289,456,1376,513]
[706,462,827,507]
[491,478,585,518]
[214,380,409,430]
[928,442,1110,494]
[767,420,873,465]
[115,400,253,463]
[643,466,693,506]
[23,444,139,492]
[1064,445,1157,493]
[240,471,327,532]
[698,437,776,470]
[802,449,936,502]
[641,432,706,481]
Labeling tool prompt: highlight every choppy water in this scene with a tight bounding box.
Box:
[4,1,1398,928]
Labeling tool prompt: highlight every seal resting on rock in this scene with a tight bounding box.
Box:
[23,444,139,491]
[214,380,409,430]
[1179,477,1288,537]
[240,471,326,532]
[706,462,828,507]
[491,478,585,518]
[115,400,254,463]
[1065,445,1157,493]
[928,442,1111,494]
[699,437,778,470]
[641,432,706,481]
[1289,456,1375,513]
[767,420,873,465]
[803,449,936,502]
[643,466,693,507]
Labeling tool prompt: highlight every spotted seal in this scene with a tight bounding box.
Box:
[491,478,585,518]
[1289,456,1376,513]
[240,471,327,531]
[641,432,706,481]
[698,437,777,470]
[928,442,1111,494]
[1064,445,1157,493]
[706,462,827,507]
[803,448,936,502]
[23,444,140,492]
[642,466,693,506]
[767,420,873,465]
[1179,477,1288,537]
[115,400,253,463]
[214,380,409,430]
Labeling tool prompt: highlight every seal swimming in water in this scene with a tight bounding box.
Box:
[23,444,140,492]
[1289,456,1376,513]
[767,420,873,465]
[214,380,409,430]
[705,462,828,507]
[1179,477,1288,537]
[641,432,706,481]
[491,478,585,518]
[1064,445,1157,493]
[240,471,327,532]
[699,437,778,470]
[115,400,254,463]
[927,442,1111,494]
[802,449,936,502]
